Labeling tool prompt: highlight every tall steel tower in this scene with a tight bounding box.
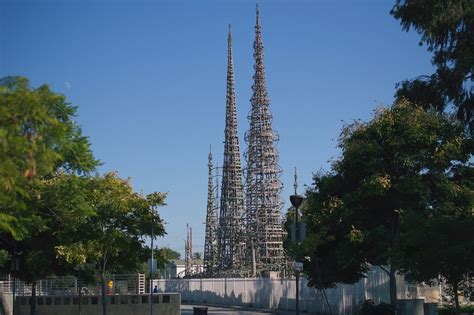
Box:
[218,25,246,271]
[203,149,219,275]
[244,4,286,276]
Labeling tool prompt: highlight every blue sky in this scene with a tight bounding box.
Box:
[1,0,433,257]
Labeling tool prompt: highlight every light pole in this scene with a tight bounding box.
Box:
[290,168,304,315]
[149,205,156,315]
[11,253,19,315]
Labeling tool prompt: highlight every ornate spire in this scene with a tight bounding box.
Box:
[244,4,285,276]
[218,24,245,272]
[204,148,218,275]
[256,2,260,27]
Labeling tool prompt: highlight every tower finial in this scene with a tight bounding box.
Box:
[294,167,298,195]
[256,2,260,26]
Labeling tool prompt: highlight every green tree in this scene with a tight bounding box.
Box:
[0,250,8,267]
[138,247,175,275]
[300,186,369,289]
[2,175,96,315]
[0,76,167,315]
[400,215,474,312]
[398,163,473,312]
[139,247,180,278]
[302,100,472,306]
[159,247,181,261]
[391,0,474,132]
[0,76,97,240]
[56,173,166,315]
[0,77,98,315]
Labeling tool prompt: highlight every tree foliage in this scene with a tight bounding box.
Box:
[141,247,180,273]
[0,250,9,267]
[158,247,180,261]
[55,173,166,274]
[391,0,474,131]
[0,77,167,315]
[54,173,166,315]
[400,215,474,309]
[0,76,98,278]
[301,100,473,305]
[0,76,99,315]
[0,76,97,240]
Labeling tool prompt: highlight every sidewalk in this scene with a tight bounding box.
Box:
[181,304,301,315]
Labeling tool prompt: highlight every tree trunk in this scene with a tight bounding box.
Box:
[389,265,397,308]
[453,282,460,315]
[100,273,107,315]
[30,280,36,315]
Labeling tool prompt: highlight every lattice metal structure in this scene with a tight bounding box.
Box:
[184,224,193,277]
[244,4,286,277]
[203,149,219,275]
[218,25,246,272]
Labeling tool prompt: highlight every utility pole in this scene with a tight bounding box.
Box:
[11,252,19,315]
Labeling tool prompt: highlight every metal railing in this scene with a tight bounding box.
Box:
[0,274,145,297]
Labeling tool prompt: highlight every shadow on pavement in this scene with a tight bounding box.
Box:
[181,304,294,315]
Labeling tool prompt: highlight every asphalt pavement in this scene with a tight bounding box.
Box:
[181,304,297,315]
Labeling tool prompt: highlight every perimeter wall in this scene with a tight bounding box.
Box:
[154,267,439,314]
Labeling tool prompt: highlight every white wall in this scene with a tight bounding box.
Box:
[154,268,428,314]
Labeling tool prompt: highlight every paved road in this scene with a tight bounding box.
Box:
[181,304,296,315]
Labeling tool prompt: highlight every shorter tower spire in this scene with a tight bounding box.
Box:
[204,148,219,276]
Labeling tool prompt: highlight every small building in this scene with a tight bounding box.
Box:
[160,259,203,279]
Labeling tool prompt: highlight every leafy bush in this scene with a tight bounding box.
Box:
[358,300,395,315]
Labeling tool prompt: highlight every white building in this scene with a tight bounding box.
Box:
[160,259,203,279]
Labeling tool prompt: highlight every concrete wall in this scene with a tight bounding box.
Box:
[16,293,180,315]
[397,299,425,315]
[0,292,12,315]
[154,268,438,314]
[424,303,438,315]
